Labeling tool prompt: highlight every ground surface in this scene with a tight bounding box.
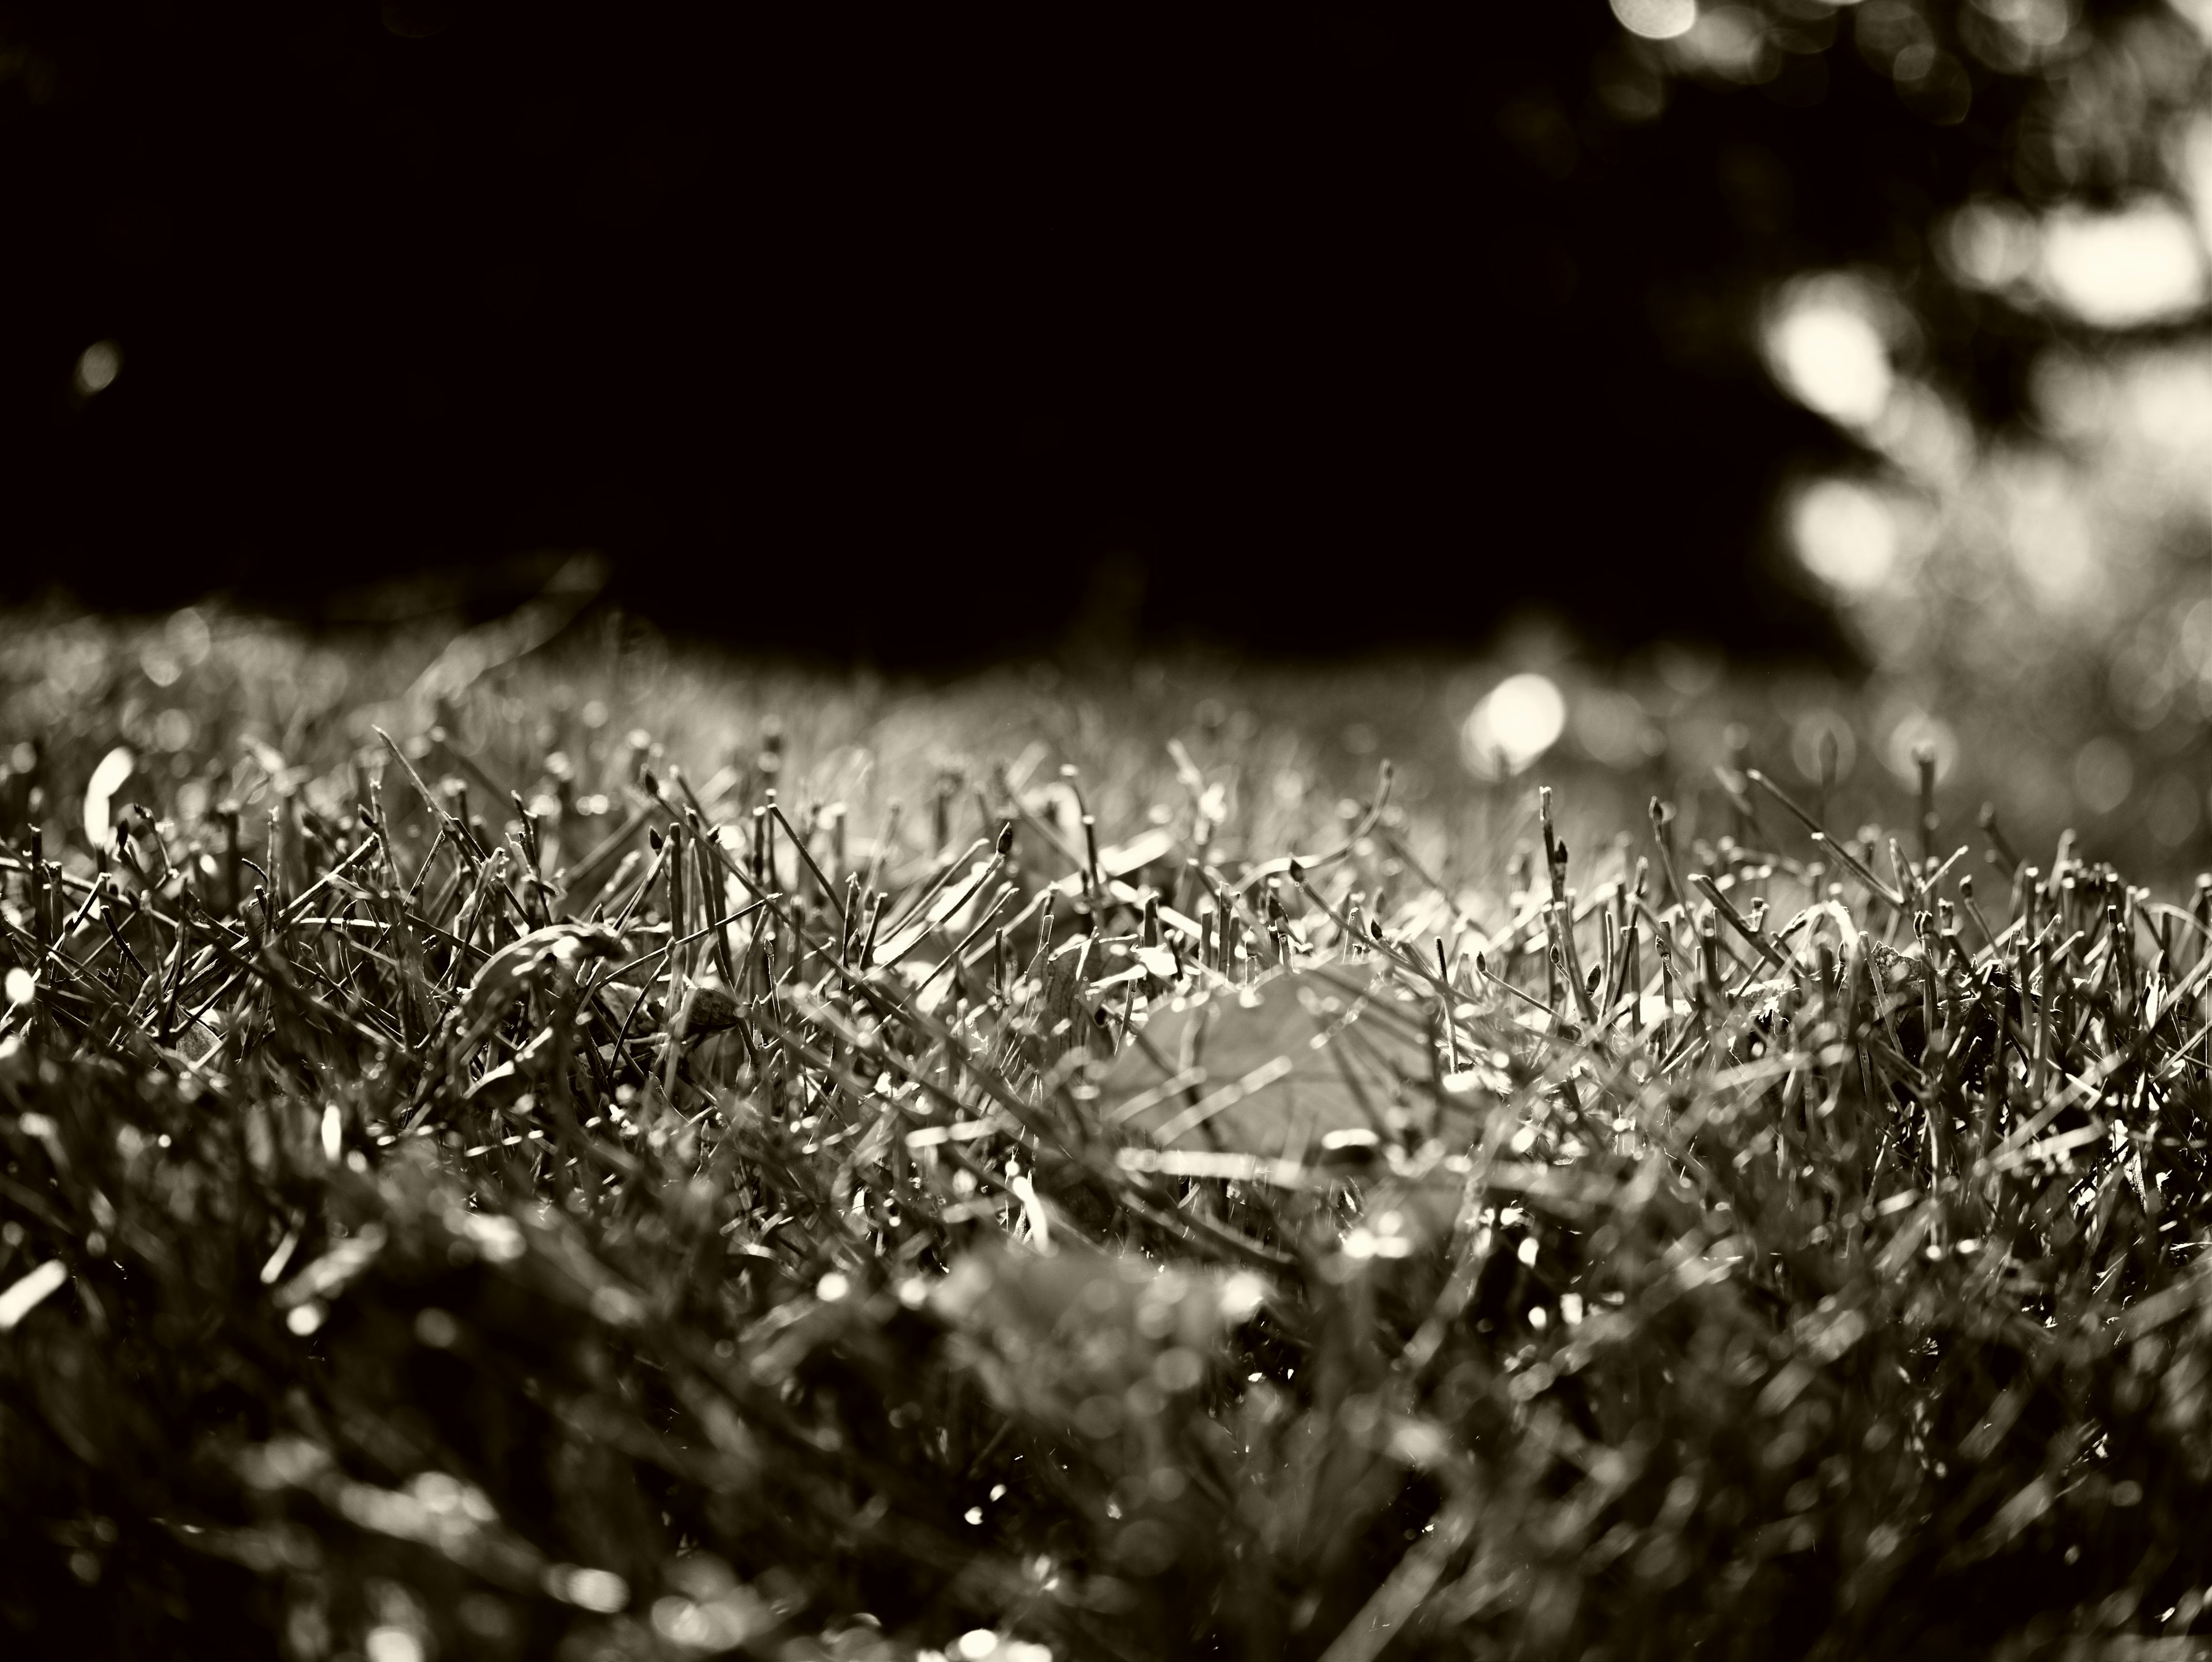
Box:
[5,608,2212,1661]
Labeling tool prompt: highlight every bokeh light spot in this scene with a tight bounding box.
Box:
[1938,199,2039,291]
[553,1566,629,1613]
[1790,478,1898,593]
[74,340,122,397]
[2072,736,2135,814]
[1765,281,1895,428]
[1572,688,1652,768]
[364,1627,424,1662]
[2040,204,2207,330]
[1461,673,1567,780]
[1681,6,1775,81]
[1789,709,1857,786]
[1611,0,1698,41]
[154,709,196,752]
[1881,708,1957,787]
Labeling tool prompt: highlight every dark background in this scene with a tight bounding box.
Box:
[0,2,2184,663]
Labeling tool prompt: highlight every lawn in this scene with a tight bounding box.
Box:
[3,603,2210,1661]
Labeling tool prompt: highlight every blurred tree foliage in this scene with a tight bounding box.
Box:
[0,1,2204,659]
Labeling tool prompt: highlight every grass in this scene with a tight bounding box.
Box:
[7,606,2212,1660]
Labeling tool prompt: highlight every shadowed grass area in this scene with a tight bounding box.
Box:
[7,608,2212,1660]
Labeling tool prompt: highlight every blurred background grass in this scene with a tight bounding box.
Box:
[1,573,2200,919]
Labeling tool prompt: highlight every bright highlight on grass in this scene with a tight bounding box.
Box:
[1460,671,1565,778]
[81,744,132,850]
[0,1260,68,1332]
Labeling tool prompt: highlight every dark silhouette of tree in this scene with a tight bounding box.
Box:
[1,1,2203,660]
